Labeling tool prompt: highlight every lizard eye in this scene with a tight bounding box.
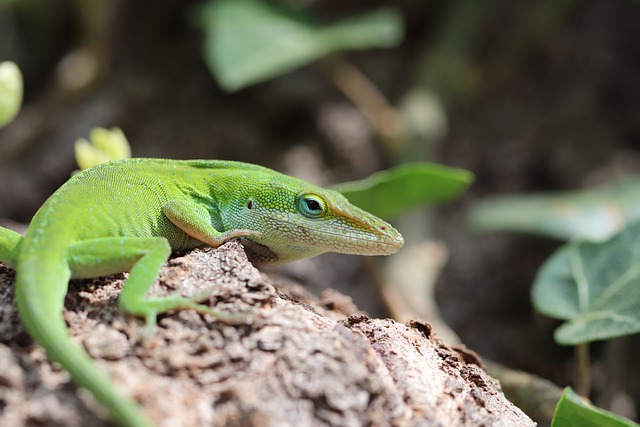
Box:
[297,194,326,218]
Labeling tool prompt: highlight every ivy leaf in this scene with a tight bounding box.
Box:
[468,177,640,241]
[532,222,640,345]
[200,0,404,91]
[332,163,473,220]
[552,387,639,427]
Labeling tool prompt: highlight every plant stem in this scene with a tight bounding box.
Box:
[575,343,591,396]
[320,55,404,154]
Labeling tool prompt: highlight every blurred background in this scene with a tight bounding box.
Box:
[1,0,639,425]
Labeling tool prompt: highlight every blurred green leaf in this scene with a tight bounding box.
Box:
[75,127,132,170]
[0,0,17,8]
[0,61,23,128]
[468,176,640,241]
[332,163,473,220]
[532,222,640,345]
[200,0,404,91]
[552,387,639,427]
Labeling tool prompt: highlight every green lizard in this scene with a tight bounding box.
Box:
[0,158,404,427]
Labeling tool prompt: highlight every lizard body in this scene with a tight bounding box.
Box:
[0,158,403,426]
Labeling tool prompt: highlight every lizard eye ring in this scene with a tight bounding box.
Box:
[297,194,326,218]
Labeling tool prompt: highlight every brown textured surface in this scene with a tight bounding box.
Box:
[0,241,535,426]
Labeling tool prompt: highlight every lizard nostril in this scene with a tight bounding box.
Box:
[380,226,386,231]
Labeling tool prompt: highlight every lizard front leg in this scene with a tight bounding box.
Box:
[163,199,263,246]
[68,236,242,330]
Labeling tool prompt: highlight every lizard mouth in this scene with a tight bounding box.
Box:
[240,239,280,264]
[314,228,404,256]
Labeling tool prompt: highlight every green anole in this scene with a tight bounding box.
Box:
[0,158,404,427]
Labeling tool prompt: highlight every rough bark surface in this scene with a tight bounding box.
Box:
[0,241,535,426]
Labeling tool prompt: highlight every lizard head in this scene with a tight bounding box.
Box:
[231,176,404,264]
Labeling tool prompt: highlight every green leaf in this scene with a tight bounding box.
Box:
[468,176,640,241]
[532,222,640,345]
[74,127,132,170]
[200,0,404,91]
[0,61,23,128]
[552,387,639,427]
[331,163,473,220]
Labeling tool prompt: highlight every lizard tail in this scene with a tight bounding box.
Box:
[15,256,151,427]
[0,226,22,268]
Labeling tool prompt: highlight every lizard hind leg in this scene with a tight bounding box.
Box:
[68,236,243,332]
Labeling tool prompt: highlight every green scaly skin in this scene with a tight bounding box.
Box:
[0,158,404,427]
